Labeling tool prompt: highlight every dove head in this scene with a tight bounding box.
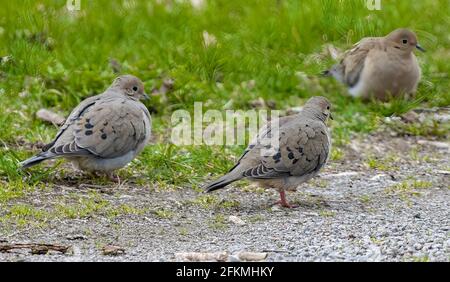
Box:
[385,28,425,54]
[111,75,149,100]
[303,96,332,123]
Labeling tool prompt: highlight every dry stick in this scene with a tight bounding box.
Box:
[0,243,70,254]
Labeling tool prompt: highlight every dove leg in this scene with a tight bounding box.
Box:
[106,171,120,183]
[275,190,298,208]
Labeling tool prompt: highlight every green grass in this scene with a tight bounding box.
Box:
[0,0,449,207]
[0,191,150,227]
[384,179,433,201]
[208,214,228,230]
[0,203,51,227]
[153,208,174,219]
[189,194,240,209]
[319,210,336,217]
[359,195,371,203]
[365,154,398,171]
[386,117,449,138]
[410,255,430,262]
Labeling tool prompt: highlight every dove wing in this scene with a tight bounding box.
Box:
[72,98,150,158]
[41,94,103,152]
[341,37,382,87]
[227,116,295,173]
[239,117,330,179]
[45,97,150,159]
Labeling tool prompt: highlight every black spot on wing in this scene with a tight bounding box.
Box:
[272,152,281,160]
[85,130,93,136]
[42,102,97,152]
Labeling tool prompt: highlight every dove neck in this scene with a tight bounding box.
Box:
[390,47,414,59]
[105,87,132,99]
[301,107,327,123]
[106,85,123,93]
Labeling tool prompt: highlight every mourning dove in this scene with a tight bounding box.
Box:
[204,96,332,208]
[19,75,152,180]
[323,28,424,101]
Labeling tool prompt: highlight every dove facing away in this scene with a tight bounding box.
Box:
[204,96,332,208]
[19,75,152,180]
[323,28,424,101]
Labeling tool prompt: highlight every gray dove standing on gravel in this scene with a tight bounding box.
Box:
[19,75,152,181]
[323,28,424,101]
[204,96,332,208]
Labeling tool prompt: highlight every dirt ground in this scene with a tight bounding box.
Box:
[0,131,449,262]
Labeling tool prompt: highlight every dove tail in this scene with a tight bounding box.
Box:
[19,153,51,169]
[204,172,242,193]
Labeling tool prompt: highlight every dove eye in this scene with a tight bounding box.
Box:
[402,39,408,44]
[132,86,138,92]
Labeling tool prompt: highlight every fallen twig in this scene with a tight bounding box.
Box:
[175,252,228,262]
[0,243,70,254]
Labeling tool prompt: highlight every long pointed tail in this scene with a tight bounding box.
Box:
[19,153,50,169]
[204,171,242,193]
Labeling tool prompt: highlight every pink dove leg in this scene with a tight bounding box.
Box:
[275,190,298,208]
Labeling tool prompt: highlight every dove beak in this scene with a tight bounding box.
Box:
[329,114,333,120]
[416,44,426,52]
[142,93,150,100]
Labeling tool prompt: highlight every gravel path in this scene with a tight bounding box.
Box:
[0,134,449,262]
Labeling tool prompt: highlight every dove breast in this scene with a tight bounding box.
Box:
[353,48,421,100]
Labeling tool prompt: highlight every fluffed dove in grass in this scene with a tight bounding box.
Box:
[204,96,332,208]
[323,28,424,101]
[19,75,152,180]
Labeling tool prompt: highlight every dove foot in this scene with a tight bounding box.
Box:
[92,171,120,183]
[274,190,299,208]
[106,172,120,183]
[273,201,299,209]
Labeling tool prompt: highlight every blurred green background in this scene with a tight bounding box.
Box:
[0,0,448,190]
